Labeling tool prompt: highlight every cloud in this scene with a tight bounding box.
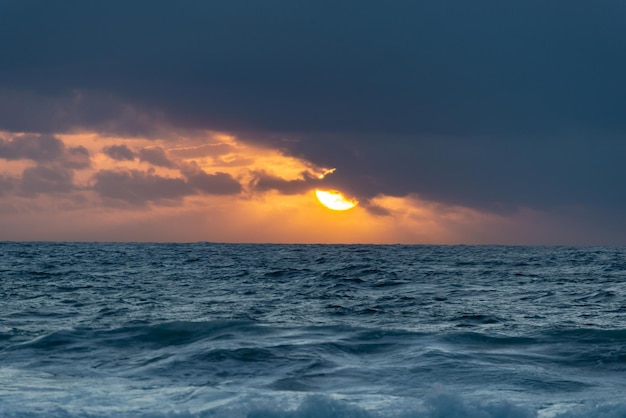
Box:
[104,144,176,168]
[137,147,175,168]
[0,134,89,197]
[103,144,177,168]
[92,169,192,206]
[250,170,321,195]
[104,144,135,161]
[2,1,625,136]
[260,133,626,216]
[20,165,75,195]
[0,89,171,137]
[169,143,235,159]
[181,164,243,195]
[0,134,64,162]
[2,1,623,198]
[0,134,91,169]
[2,0,626,241]
[92,166,242,206]
[0,174,16,196]
[63,146,91,169]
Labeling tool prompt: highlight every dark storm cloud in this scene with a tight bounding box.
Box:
[287,133,626,213]
[2,1,626,220]
[2,0,624,135]
[0,89,167,137]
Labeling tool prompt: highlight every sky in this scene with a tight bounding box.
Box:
[1,0,626,244]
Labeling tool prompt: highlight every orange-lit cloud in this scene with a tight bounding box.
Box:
[0,129,612,245]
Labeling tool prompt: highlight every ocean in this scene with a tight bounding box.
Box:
[1,242,626,417]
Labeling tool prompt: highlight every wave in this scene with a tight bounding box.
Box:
[1,390,625,418]
[3,321,626,417]
[8,322,626,377]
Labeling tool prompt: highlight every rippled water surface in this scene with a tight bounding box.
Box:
[1,243,626,417]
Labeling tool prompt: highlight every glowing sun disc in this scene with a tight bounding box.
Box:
[315,189,358,211]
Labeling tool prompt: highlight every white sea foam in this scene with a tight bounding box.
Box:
[1,384,625,418]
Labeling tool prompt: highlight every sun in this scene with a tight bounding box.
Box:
[315,189,358,211]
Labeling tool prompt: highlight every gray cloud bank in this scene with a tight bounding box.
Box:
[0,134,89,196]
[0,133,242,204]
[2,0,626,240]
[0,134,90,169]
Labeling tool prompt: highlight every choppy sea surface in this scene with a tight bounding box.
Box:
[1,243,626,417]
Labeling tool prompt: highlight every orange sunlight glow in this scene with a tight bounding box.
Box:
[0,130,539,244]
[315,189,358,211]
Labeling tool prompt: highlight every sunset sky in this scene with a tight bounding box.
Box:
[1,1,626,244]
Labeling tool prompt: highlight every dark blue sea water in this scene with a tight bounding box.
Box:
[1,243,626,417]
